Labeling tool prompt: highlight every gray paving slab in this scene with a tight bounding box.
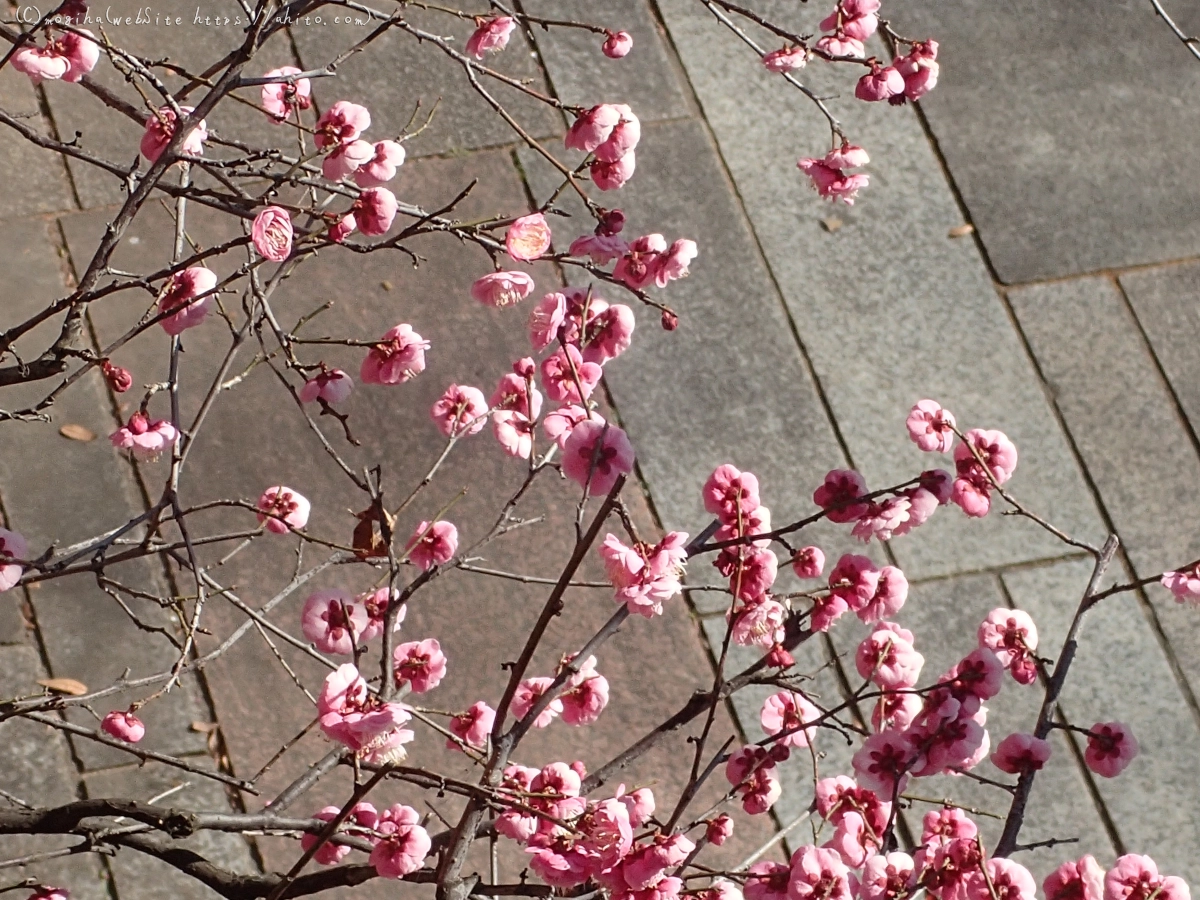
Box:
[1004,559,1200,883]
[0,644,111,900]
[84,762,258,899]
[290,5,562,158]
[652,0,1106,580]
[521,0,691,122]
[1007,276,1200,700]
[0,68,75,219]
[38,0,299,208]
[889,0,1200,284]
[1120,262,1200,441]
[900,572,1112,878]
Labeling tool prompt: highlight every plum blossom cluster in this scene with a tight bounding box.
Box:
[312,99,403,240]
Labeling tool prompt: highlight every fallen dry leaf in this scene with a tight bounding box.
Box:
[948,223,975,238]
[59,424,96,442]
[381,280,393,291]
[820,216,843,233]
[38,677,88,696]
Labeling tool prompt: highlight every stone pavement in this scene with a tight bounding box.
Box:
[3,0,1200,895]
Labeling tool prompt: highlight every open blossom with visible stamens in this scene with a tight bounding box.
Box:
[13,28,98,84]
[301,588,368,655]
[729,595,787,648]
[762,45,806,72]
[448,701,495,750]
[814,469,869,522]
[760,690,820,748]
[301,368,353,406]
[1084,721,1138,778]
[569,231,629,264]
[600,532,688,617]
[318,664,413,762]
[256,485,309,534]
[789,845,853,900]
[858,853,915,900]
[907,399,957,452]
[370,804,431,878]
[251,207,293,261]
[354,141,405,187]
[726,745,784,814]
[322,139,374,180]
[745,861,790,900]
[1104,856,1190,900]
[560,655,610,726]
[506,213,552,261]
[602,30,633,58]
[613,233,667,289]
[852,730,915,797]
[656,239,697,287]
[703,464,761,523]
[472,271,535,308]
[314,100,370,150]
[140,105,208,162]
[159,267,217,335]
[561,421,635,495]
[529,292,568,350]
[540,345,602,403]
[260,66,312,122]
[719,546,779,601]
[431,384,488,437]
[1044,856,1105,900]
[852,497,912,543]
[0,529,26,593]
[466,15,515,58]
[406,520,458,570]
[544,404,596,449]
[393,639,448,693]
[978,607,1039,684]
[856,622,924,688]
[361,324,429,385]
[511,676,563,728]
[991,732,1051,774]
[109,412,178,461]
[967,860,1036,900]
[101,710,145,743]
[358,587,404,642]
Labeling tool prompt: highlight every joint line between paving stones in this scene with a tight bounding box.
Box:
[991,253,1200,294]
[31,80,85,212]
[903,551,1093,590]
[994,280,1200,739]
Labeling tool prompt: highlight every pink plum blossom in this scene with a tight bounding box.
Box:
[301,589,368,655]
[472,271,535,308]
[496,765,540,841]
[0,529,27,593]
[760,690,820,747]
[158,266,217,335]
[907,399,957,452]
[406,520,458,570]
[101,710,145,743]
[582,303,636,364]
[1162,565,1200,604]
[789,846,852,900]
[109,412,178,461]
[720,546,779,601]
[797,145,870,204]
[561,420,635,495]
[529,292,568,350]
[354,141,406,187]
[828,553,879,610]
[858,853,915,900]
[300,368,353,406]
[493,410,537,459]
[322,139,374,180]
[361,324,429,385]
[140,106,207,162]
[466,16,516,58]
[431,384,489,437]
[1045,856,1106,900]
[541,345,603,403]
[858,565,909,623]
[894,40,940,102]
[614,233,667,289]
[791,546,825,579]
[852,497,912,543]
[569,231,629,263]
[314,101,370,150]
[815,33,865,58]
[256,485,310,534]
[763,46,807,72]
[591,152,637,190]
[656,239,698,287]
[358,587,404,642]
[318,664,413,762]
[448,701,495,751]
[814,469,869,522]
[566,104,623,153]
[1084,721,1139,778]
[729,596,787,648]
[511,676,563,728]
[707,815,734,846]
[1104,856,1190,900]
[956,428,1019,483]
[12,28,98,84]
[852,730,914,797]
[593,106,640,162]
[856,64,905,102]
[544,404,596,449]
[703,464,761,524]
[370,804,431,878]
[872,691,923,732]
[354,187,398,236]
[978,607,1039,684]
[725,745,784,814]
[561,656,610,726]
[856,622,924,688]
[967,860,1036,900]
[251,207,293,261]
[601,531,688,617]
[603,30,633,58]
[328,213,356,243]
[393,639,448,693]
[991,732,1051,774]
[260,67,312,122]
[506,213,552,261]
[745,861,790,900]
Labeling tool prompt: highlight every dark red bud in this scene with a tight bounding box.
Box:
[660,310,679,331]
[102,360,133,393]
